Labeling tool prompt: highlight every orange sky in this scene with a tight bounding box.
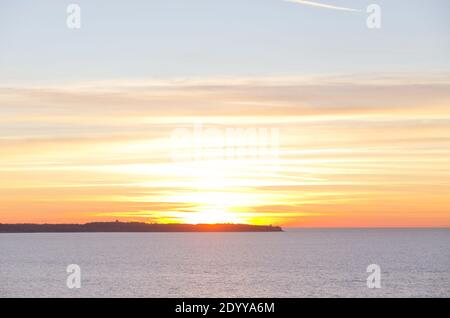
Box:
[1,74,450,227]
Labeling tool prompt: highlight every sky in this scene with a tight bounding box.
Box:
[0,0,449,227]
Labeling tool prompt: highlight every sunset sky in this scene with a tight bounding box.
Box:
[1,0,449,227]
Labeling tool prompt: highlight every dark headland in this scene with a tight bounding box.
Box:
[0,221,283,233]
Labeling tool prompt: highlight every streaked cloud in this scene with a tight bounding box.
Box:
[284,0,361,12]
[1,73,449,226]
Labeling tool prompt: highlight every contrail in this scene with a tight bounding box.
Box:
[285,0,361,12]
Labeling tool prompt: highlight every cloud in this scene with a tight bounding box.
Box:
[1,74,450,226]
[284,0,361,12]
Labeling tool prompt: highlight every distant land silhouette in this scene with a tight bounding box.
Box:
[0,221,283,233]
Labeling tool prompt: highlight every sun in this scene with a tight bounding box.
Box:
[165,190,251,224]
[181,208,244,225]
[133,156,275,225]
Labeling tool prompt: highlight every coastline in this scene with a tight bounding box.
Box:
[0,221,283,233]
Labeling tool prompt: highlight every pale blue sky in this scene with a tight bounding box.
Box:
[0,0,449,84]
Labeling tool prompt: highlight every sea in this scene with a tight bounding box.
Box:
[0,229,449,297]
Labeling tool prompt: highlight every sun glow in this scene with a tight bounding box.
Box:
[163,190,265,224]
[180,208,244,225]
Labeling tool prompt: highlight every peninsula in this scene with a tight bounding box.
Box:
[0,221,283,233]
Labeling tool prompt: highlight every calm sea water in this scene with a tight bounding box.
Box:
[0,229,449,297]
